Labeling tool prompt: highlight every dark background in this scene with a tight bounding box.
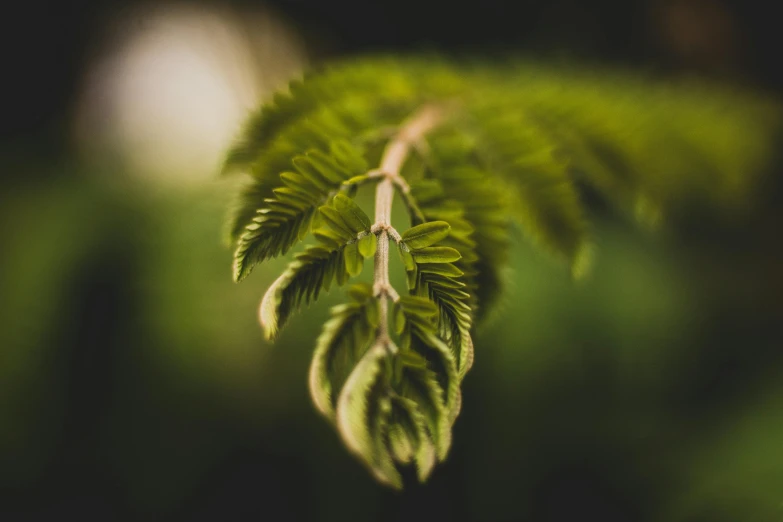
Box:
[5,0,783,155]
[2,1,783,521]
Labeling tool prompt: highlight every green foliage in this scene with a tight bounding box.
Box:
[231,144,369,281]
[224,54,780,488]
[397,223,474,377]
[400,221,451,249]
[309,283,379,420]
[258,194,374,339]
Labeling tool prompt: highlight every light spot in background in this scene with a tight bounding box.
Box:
[72,2,306,184]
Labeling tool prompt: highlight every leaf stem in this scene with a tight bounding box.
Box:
[372,105,444,345]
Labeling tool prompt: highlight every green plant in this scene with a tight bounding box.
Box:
[223,55,780,488]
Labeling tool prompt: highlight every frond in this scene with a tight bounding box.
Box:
[397,222,475,376]
[335,342,402,489]
[309,283,377,419]
[225,53,781,489]
[233,146,369,282]
[466,112,590,274]
[223,56,454,176]
[403,127,512,317]
[257,194,374,338]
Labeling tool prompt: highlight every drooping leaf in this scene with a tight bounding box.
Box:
[257,196,373,338]
[389,395,436,482]
[344,241,364,277]
[309,283,375,418]
[410,329,461,425]
[258,245,342,340]
[406,264,419,291]
[318,205,353,238]
[400,221,451,250]
[357,233,378,258]
[397,364,451,460]
[398,295,439,319]
[336,343,402,489]
[397,245,416,271]
[333,193,372,233]
[232,143,370,282]
[417,263,464,278]
[411,247,462,264]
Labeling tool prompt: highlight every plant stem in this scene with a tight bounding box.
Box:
[372,105,444,345]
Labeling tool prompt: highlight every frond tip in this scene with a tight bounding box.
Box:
[336,342,402,489]
[309,283,377,419]
[254,197,376,340]
[258,272,288,340]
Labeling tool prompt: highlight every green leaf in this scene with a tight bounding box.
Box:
[346,282,373,301]
[398,364,451,460]
[388,422,414,464]
[458,331,474,379]
[401,221,451,250]
[336,343,402,489]
[397,245,416,271]
[357,233,378,258]
[318,205,353,238]
[417,263,464,278]
[412,252,474,377]
[304,149,351,184]
[389,396,436,481]
[365,297,380,327]
[406,264,419,290]
[411,246,462,264]
[231,141,373,281]
[257,208,371,338]
[330,139,369,174]
[411,328,461,429]
[344,242,364,277]
[309,285,375,418]
[312,229,342,250]
[335,250,348,286]
[227,55,783,490]
[225,178,280,243]
[333,193,372,232]
[399,349,428,369]
[233,206,315,282]
[399,295,439,318]
[393,302,406,335]
[413,157,511,320]
[258,246,340,339]
[502,148,589,272]
[293,155,336,188]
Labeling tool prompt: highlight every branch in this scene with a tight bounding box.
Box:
[372,105,445,347]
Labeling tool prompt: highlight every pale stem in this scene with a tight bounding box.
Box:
[372,105,443,344]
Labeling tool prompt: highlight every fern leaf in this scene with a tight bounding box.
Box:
[415,130,512,316]
[400,221,451,250]
[389,395,437,482]
[258,245,341,339]
[397,298,461,422]
[257,198,374,338]
[469,113,590,274]
[233,144,369,282]
[335,342,402,489]
[223,56,440,176]
[398,224,475,376]
[225,54,781,489]
[309,283,376,418]
[396,363,451,460]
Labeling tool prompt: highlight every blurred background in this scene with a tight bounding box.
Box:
[2,1,783,520]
